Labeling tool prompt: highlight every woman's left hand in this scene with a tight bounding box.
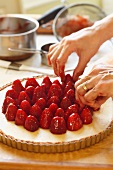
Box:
[75,63,113,110]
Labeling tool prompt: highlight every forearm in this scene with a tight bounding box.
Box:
[92,13,113,45]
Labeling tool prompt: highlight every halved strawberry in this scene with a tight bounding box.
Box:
[2,96,16,113]
[50,116,66,134]
[12,79,25,94]
[24,115,39,132]
[40,108,53,129]
[67,113,83,131]
[30,104,42,120]
[15,109,27,126]
[25,77,39,88]
[20,100,31,115]
[80,107,93,124]
[5,103,17,121]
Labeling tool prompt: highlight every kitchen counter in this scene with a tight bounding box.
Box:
[0,32,113,170]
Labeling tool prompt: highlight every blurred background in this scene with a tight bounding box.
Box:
[0,0,112,15]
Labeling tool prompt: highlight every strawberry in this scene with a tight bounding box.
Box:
[50,116,66,134]
[52,79,61,87]
[41,83,47,94]
[65,89,75,104]
[25,78,39,88]
[18,91,31,104]
[64,81,74,94]
[40,108,53,129]
[5,88,18,99]
[42,76,52,92]
[35,98,46,110]
[48,83,63,99]
[24,115,39,132]
[2,96,16,113]
[60,96,71,111]
[20,100,31,115]
[5,103,17,121]
[12,79,25,94]
[32,86,47,104]
[30,104,42,120]
[55,108,65,118]
[67,113,83,131]
[80,107,93,124]
[15,109,27,126]
[25,86,35,99]
[65,74,73,84]
[65,104,79,121]
[47,96,60,107]
[49,103,58,115]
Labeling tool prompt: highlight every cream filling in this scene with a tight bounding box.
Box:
[0,78,113,143]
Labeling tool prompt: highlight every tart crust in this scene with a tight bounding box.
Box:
[0,76,113,153]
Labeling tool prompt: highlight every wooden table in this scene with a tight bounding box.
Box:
[0,18,113,169]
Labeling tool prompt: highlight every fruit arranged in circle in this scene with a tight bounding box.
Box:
[2,74,93,134]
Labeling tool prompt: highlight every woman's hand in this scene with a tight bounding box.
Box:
[48,26,101,81]
[75,63,113,110]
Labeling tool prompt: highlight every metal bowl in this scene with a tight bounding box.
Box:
[0,15,39,61]
[53,3,106,41]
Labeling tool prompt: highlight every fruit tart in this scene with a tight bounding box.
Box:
[0,74,113,153]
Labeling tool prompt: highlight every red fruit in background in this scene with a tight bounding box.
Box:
[65,89,75,104]
[30,104,42,120]
[40,108,53,129]
[24,115,39,132]
[18,91,31,104]
[2,96,16,113]
[32,86,47,104]
[12,79,25,94]
[5,103,17,121]
[25,78,39,88]
[25,86,35,99]
[50,116,66,134]
[15,109,27,126]
[80,107,92,124]
[47,84,62,99]
[60,96,71,111]
[49,103,58,115]
[47,96,60,107]
[67,113,83,131]
[55,108,65,118]
[20,100,31,115]
[42,76,52,92]
[35,98,46,110]
[5,89,18,99]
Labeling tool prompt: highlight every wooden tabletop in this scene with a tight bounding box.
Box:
[1,132,113,170]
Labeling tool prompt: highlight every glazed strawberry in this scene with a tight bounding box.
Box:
[2,96,16,113]
[49,103,58,115]
[5,103,18,121]
[52,79,61,87]
[67,113,83,131]
[80,107,92,124]
[35,98,46,110]
[48,83,62,99]
[65,89,75,104]
[5,89,18,99]
[24,115,39,132]
[30,104,42,120]
[25,78,39,88]
[64,81,74,94]
[12,79,25,94]
[32,86,47,104]
[25,86,35,99]
[50,116,66,134]
[65,104,79,121]
[47,96,60,107]
[18,91,31,104]
[15,109,27,126]
[41,83,47,94]
[20,100,31,115]
[60,96,71,111]
[40,108,53,129]
[42,76,52,92]
[55,108,65,118]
